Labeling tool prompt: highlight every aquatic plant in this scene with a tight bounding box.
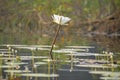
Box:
[49,14,71,60]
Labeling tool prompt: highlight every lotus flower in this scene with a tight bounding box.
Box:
[49,14,71,60]
[52,14,71,25]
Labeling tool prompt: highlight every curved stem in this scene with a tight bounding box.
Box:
[49,24,61,60]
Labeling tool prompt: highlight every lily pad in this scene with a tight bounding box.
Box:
[75,64,117,68]
[100,77,120,80]
[6,62,28,65]
[89,71,120,76]
[0,65,16,68]
[0,54,14,57]
[20,73,59,77]
[42,59,57,62]
[4,70,31,73]
[20,56,49,60]
[65,46,95,48]
[0,57,16,60]
[53,50,75,53]
[0,49,8,51]
[66,52,112,56]
[58,69,89,72]
[34,62,47,65]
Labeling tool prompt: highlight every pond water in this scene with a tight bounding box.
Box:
[0,44,120,80]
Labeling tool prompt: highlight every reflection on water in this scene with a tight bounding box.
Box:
[0,45,120,80]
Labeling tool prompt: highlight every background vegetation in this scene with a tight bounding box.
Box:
[0,0,120,51]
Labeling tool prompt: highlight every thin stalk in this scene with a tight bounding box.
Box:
[49,24,61,60]
[48,60,50,80]
[32,50,35,72]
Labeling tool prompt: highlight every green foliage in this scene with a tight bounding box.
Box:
[115,0,120,8]
[0,0,120,45]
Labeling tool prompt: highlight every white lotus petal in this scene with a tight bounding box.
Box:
[52,14,61,24]
[61,16,71,25]
[52,14,71,25]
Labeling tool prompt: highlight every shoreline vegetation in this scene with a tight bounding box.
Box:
[0,0,120,52]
